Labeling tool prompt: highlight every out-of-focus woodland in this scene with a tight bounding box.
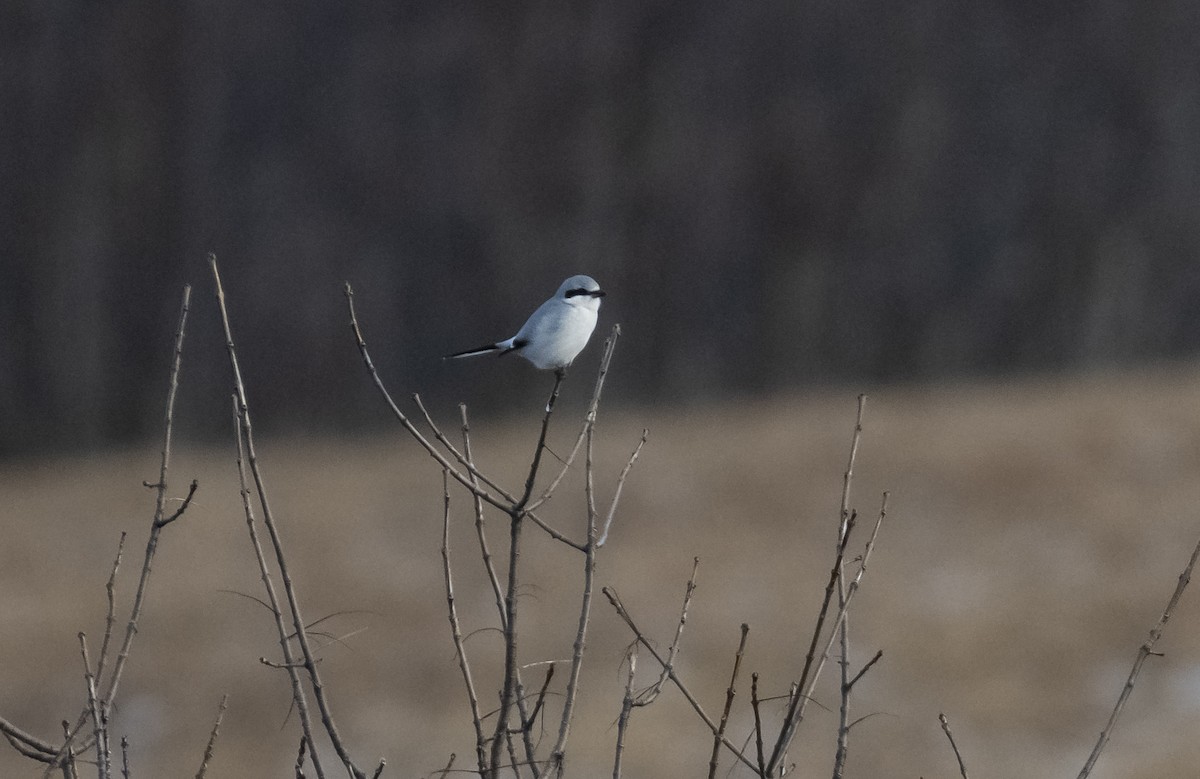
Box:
[4,1,1200,454]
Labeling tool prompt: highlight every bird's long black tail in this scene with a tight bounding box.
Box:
[444,342,502,360]
[444,337,526,361]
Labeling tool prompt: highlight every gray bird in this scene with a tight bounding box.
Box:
[445,275,606,370]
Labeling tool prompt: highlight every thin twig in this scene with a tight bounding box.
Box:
[492,363,580,778]
[214,258,354,777]
[751,674,766,777]
[939,713,970,779]
[639,557,701,706]
[768,397,870,776]
[78,633,108,779]
[1076,527,1200,778]
[44,288,196,776]
[612,648,637,779]
[525,327,622,514]
[295,737,308,779]
[96,533,127,687]
[232,395,324,779]
[436,753,456,779]
[833,397,865,779]
[846,650,884,693]
[441,469,488,775]
[603,587,759,773]
[517,370,565,510]
[120,735,130,779]
[765,511,857,775]
[597,430,647,547]
[194,694,229,779]
[414,393,516,503]
[523,664,556,732]
[707,623,750,779]
[548,383,609,776]
[344,282,511,513]
[459,404,508,629]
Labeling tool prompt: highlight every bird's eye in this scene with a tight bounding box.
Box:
[565,288,588,298]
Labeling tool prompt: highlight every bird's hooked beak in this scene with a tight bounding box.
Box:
[592,289,606,298]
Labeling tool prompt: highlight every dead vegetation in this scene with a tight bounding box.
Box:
[3,267,1200,776]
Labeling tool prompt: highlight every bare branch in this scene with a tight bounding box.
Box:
[1076,526,1200,778]
[459,404,509,629]
[639,557,701,706]
[295,737,308,779]
[490,503,530,778]
[597,431,648,548]
[41,285,196,776]
[0,717,57,761]
[413,393,516,503]
[154,479,199,528]
[101,284,194,709]
[751,674,766,778]
[194,694,229,779]
[707,624,750,779]
[769,397,878,776]
[939,712,970,779]
[521,664,556,734]
[603,587,758,773]
[846,650,884,693]
[231,394,324,779]
[612,648,637,779]
[516,370,565,510]
[343,282,511,513]
[214,257,356,777]
[78,633,109,779]
[765,511,857,775]
[548,397,606,774]
[525,326,621,514]
[440,469,488,775]
[96,532,127,686]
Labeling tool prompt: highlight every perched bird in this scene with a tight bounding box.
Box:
[445,275,606,370]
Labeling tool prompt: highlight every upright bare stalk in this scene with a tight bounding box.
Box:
[36,285,199,777]
[832,396,866,779]
[211,256,366,779]
[440,469,488,774]
[767,397,867,776]
[230,395,325,779]
[706,624,750,779]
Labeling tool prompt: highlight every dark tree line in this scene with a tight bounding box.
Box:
[4,1,1200,455]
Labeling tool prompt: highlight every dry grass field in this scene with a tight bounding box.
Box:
[4,365,1200,777]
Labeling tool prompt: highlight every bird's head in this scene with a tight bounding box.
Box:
[558,275,606,310]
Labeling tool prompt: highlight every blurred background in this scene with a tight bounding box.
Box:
[5,1,1200,454]
[5,1,1200,777]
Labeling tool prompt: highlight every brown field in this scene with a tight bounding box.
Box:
[4,366,1200,778]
